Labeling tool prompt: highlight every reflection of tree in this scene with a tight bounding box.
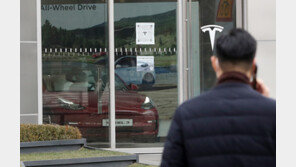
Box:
[42,9,176,49]
[159,37,163,46]
[42,20,56,47]
[42,20,75,48]
[42,19,105,49]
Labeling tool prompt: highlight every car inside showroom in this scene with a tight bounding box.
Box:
[21,0,253,149]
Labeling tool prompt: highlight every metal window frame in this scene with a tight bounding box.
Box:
[242,0,248,30]
[37,0,43,125]
[177,0,185,104]
[108,0,116,149]
[236,0,244,28]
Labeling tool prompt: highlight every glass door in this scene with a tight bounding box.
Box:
[187,0,239,97]
[187,0,200,98]
[113,0,178,147]
[41,0,110,147]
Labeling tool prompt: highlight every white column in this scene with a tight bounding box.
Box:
[36,0,43,124]
[177,0,184,105]
[108,0,116,149]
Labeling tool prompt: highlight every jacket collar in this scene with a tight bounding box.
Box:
[213,71,254,91]
[217,71,251,85]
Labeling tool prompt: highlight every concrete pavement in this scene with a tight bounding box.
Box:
[103,147,163,166]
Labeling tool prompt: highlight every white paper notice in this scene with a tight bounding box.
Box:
[137,56,154,72]
[136,23,155,45]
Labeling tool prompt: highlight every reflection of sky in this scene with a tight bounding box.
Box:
[42,2,176,30]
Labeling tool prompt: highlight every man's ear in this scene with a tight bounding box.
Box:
[211,56,219,73]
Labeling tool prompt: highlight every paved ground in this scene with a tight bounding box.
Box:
[89,142,165,148]
[138,154,162,166]
[103,148,163,166]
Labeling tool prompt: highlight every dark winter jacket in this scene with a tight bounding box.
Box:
[161,72,276,167]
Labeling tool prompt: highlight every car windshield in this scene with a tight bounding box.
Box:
[115,75,128,91]
[99,73,128,91]
[116,57,136,68]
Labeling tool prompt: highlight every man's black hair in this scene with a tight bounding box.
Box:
[216,28,257,64]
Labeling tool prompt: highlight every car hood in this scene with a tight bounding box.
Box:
[115,90,146,110]
[43,90,147,113]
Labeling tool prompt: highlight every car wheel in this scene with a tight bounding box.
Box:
[142,73,154,89]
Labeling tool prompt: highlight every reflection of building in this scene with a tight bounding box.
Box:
[21,0,275,152]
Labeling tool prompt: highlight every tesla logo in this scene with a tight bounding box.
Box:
[201,25,224,51]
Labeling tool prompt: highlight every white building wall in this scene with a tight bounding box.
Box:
[247,0,276,98]
[20,0,39,124]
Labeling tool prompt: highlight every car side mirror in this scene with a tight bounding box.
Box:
[129,84,138,90]
[116,64,121,68]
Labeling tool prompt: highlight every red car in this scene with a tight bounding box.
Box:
[92,52,106,58]
[42,62,159,142]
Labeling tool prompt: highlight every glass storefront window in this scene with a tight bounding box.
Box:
[199,0,237,92]
[113,0,177,147]
[40,0,239,148]
[41,0,110,145]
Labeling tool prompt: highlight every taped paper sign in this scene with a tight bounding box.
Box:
[136,23,155,45]
[137,56,154,72]
[216,0,234,22]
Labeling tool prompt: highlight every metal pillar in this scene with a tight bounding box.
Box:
[236,0,243,28]
[108,0,116,149]
[36,0,43,124]
[177,0,185,105]
[243,0,248,30]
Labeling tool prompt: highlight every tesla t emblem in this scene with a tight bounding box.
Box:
[201,25,224,51]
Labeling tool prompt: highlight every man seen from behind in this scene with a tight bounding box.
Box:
[161,28,276,167]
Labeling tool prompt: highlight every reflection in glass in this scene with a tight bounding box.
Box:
[42,62,109,142]
[40,0,238,148]
[114,1,178,147]
[199,0,237,92]
[41,0,110,145]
